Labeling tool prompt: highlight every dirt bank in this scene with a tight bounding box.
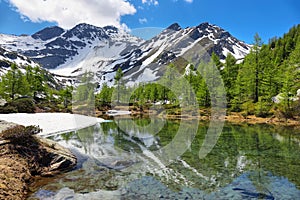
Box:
[0,121,77,200]
[102,106,300,127]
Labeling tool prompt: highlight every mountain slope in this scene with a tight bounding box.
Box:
[0,22,251,87]
[96,22,251,86]
[0,46,38,76]
[0,23,143,70]
[0,46,62,90]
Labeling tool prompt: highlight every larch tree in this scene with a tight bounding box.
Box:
[114,67,124,103]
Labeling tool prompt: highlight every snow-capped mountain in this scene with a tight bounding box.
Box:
[0,23,142,69]
[0,22,250,87]
[0,46,62,89]
[110,22,251,86]
[0,46,39,76]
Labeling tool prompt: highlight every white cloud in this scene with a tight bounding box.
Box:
[8,0,136,29]
[142,0,159,6]
[139,18,148,24]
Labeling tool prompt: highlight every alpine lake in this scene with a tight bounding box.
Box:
[28,116,300,200]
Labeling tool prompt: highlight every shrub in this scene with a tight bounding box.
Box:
[37,101,60,112]
[255,100,272,117]
[0,125,42,143]
[0,105,18,113]
[230,97,242,112]
[292,100,300,116]
[241,101,255,116]
[275,101,294,119]
[10,98,35,113]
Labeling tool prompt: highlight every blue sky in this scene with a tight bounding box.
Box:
[0,0,299,43]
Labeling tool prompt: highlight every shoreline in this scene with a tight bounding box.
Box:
[0,122,77,200]
[1,110,293,132]
[163,113,300,127]
[99,107,300,127]
[225,112,300,127]
[0,113,105,136]
[0,113,105,199]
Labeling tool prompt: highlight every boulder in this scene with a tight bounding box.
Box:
[37,137,77,176]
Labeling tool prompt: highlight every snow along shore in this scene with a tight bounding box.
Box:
[0,113,104,136]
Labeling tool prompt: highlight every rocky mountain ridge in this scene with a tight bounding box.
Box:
[0,22,251,86]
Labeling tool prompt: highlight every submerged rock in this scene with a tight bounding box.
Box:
[109,159,136,170]
[33,187,121,200]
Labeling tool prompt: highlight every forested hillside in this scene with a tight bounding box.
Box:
[225,24,300,117]
[0,63,73,113]
[97,24,300,119]
[1,24,299,119]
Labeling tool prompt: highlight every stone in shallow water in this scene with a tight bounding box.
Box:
[34,189,56,198]
[37,187,121,200]
[32,188,74,200]
[121,176,205,199]
[52,187,75,199]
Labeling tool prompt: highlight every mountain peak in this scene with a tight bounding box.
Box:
[167,23,182,31]
[195,22,213,30]
[73,23,101,30]
[103,25,118,31]
[32,26,64,41]
[63,23,108,40]
[103,26,119,35]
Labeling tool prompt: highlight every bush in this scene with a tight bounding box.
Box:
[9,98,35,113]
[275,101,294,119]
[37,101,60,112]
[230,98,242,112]
[0,105,18,113]
[241,101,255,115]
[292,100,300,116]
[0,125,42,143]
[255,100,272,117]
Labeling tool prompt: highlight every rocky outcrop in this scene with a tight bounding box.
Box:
[37,137,77,176]
[0,121,77,200]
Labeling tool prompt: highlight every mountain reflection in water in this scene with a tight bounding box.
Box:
[29,118,300,200]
